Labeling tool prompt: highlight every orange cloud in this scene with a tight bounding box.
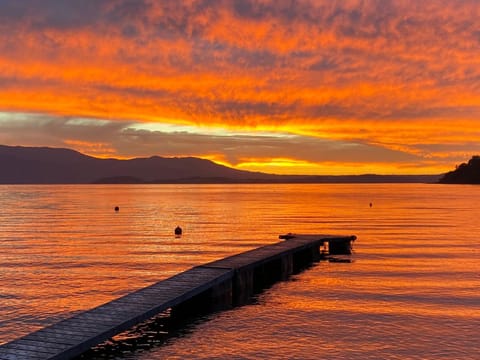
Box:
[0,0,479,174]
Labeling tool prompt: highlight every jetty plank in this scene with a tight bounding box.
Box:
[10,339,66,352]
[0,234,355,360]
[1,342,57,356]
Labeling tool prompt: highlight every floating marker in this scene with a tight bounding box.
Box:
[175,226,182,235]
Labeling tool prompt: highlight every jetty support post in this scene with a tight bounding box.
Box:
[280,253,294,280]
[290,245,320,273]
[327,236,356,255]
[254,258,285,290]
[170,269,234,323]
[232,268,254,306]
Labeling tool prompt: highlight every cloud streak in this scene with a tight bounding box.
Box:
[0,0,479,174]
[1,115,433,175]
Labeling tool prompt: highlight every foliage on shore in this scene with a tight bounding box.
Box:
[439,156,480,184]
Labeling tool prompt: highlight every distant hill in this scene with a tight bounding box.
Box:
[439,156,480,184]
[0,145,441,184]
[0,145,272,184]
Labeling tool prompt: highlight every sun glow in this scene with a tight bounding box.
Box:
[234,158,450,176]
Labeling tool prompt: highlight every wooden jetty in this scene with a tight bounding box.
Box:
[0,234,356,360]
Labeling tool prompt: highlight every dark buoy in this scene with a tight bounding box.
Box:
[174,226,182,236]
[369,202,372,208]
[114,206,119,212]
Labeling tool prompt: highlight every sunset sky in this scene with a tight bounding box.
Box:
[1,0,479,175]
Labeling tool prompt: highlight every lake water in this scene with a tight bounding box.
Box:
[0,184,479,359]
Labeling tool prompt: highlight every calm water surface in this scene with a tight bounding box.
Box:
[0,184,479,359]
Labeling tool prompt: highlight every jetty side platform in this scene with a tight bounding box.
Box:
[0,234,356,360]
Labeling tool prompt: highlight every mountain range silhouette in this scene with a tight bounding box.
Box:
[0,145,441,184]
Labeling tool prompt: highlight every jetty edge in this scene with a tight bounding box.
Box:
[0,233,356,360]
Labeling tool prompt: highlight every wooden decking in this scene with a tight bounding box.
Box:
[0,234,356,360]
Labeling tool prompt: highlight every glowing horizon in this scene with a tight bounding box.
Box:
[1,0,479,175]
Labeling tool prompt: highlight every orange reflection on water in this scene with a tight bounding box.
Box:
[1,183,479,348]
